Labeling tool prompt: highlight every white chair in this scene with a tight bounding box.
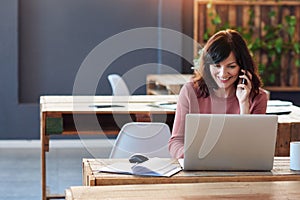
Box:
[107,74,130,96]
[109,122,172,158]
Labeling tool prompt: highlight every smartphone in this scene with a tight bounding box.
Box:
[241,77,247,85]
[240,70,247,85]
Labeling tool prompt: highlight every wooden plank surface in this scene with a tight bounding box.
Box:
[83,157,300,187]
[66,181,300,200]
[40,95,178,104]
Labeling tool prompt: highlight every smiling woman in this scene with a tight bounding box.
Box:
[209,52,241,94]
[191,29,266,115]
[168,29,269,159]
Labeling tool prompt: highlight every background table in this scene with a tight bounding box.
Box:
[82,157,300,186]
[66,181,300,200]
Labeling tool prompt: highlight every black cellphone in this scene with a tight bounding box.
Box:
[241,77,247,85]
[240,70,247,85]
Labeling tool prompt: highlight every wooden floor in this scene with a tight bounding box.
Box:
[0,139,113,200]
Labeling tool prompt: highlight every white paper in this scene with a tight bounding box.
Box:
[100,162,134,175]
[266,106,292,115]
[267,100,293,107]
[178,158,184,168]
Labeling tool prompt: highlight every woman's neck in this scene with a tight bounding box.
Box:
[213,87,235,98]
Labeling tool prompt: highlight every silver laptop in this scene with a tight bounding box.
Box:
[183,114,278,171]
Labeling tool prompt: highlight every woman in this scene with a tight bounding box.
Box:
[168,29,268,158]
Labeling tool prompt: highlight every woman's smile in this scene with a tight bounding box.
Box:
[218,76,232,82]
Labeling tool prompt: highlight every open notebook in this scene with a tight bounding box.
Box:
[99,158,182,177]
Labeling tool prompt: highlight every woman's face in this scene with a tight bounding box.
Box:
[209,52,240,90]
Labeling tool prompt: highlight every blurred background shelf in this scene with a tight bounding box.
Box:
[146,74,192,95]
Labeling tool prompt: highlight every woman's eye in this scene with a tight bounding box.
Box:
[229,65,237,69]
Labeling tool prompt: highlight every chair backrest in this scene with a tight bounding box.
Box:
[109,122,172,158]
[107,74,130,96]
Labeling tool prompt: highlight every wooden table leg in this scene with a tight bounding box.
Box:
[41,112,52,200]
[41,112,48,200]
[275,123,291,156]
[41,112,63,199]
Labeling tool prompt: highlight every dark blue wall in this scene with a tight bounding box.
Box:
[0,0,193,139]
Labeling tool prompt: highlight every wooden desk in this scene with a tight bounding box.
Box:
[66,181,300,200]
[146,74,192,95]
[41,95,300,199]
[82,157,300,186]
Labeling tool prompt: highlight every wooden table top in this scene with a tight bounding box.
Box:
[40,95,300,123]
[40,95,178,113]
[66,181,300,200]
[40,95,178,104]
[83,157,300,186]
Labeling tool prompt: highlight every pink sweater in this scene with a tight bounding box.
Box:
[168,82,268,158]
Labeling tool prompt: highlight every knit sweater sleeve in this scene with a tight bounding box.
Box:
[168,82,198,158]
[250,88,268,114]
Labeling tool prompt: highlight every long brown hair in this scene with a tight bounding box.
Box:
[193,29,263,99]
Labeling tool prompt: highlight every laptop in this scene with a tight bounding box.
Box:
[183,114,278,171]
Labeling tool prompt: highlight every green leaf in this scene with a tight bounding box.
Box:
[275,38,283,53]
[251,38,262,51]
[267,43,273,50]
[269,74,276,84]
[296,59,300,68]
[273,59,281,68]
[293,43,300,54]
[258,63,266,74]
[286,15,296,26]
[268,10,276,18]
[204,32,209,41]
[223,22,230,29]
[212,15,221,25]
[268,50,275,56]
[288,27,295,36]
